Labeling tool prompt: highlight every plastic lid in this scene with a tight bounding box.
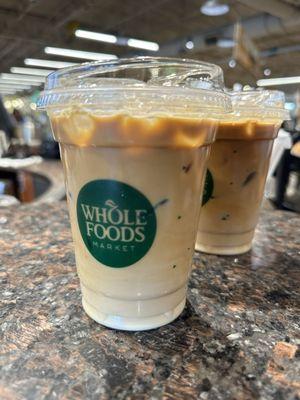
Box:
[228,89,289,120]
[37,57,231,117]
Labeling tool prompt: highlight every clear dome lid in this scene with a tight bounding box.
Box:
[37,57,231,117]
[228,89,289,120]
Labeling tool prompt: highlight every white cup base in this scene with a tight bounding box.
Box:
[196,230,254,255]
[196,241,252,255]
[82,296,186,331]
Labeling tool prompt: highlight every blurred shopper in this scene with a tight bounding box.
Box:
[12,108,35,145]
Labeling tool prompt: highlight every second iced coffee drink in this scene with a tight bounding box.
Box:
[196,90,287,255]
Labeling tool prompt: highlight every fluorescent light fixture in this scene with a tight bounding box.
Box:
[24,58,77,69]
[185,40,194,50]
[75,29,117,44]
[74,28,160,52]
[217,38,234,48]
[201,0,229,16]
[0,84,32,90]
[0,81,34,87]
[257,76,300,86]
[44,46,117,60]
[0,81,31,89]
[0,81,40,88]
[0,90,16,94]
[127,38,159,51]
[0,73,45,83]
[11,67,53,76]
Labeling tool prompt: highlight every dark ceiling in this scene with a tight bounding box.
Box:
[0,0,299,92]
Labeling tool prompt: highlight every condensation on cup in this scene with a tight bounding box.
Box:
[196,90,288,256]
[38,57,230,330]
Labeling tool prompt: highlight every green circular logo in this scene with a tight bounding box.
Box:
[77,179,157,268]
[202,169,214,206]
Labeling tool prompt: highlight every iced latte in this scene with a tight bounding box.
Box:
[196,90,287,255]
[38,58,230,330]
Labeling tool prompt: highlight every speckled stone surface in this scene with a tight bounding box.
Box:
[0,203,299,400]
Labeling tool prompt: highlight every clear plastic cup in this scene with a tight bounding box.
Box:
[38,57,230,330]
[196,90,288,255]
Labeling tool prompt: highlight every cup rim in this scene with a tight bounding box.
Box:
[225,89,288,119]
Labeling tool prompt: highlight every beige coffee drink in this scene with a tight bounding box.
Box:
[196,90,287,255]
[38,58,230,330]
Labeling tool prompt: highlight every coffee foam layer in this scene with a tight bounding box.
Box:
[50,111,218,148]
[216,120,281,140]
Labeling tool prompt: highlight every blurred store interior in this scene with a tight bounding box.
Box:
[0,0,299,211]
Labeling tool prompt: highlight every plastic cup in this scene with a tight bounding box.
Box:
[196,90,288,255]
[38,57,230,330]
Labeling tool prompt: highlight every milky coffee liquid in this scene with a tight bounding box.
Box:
[51,111,217,329]
[196,120,280,255]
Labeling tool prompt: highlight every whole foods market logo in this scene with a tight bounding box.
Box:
[77,180,156,268]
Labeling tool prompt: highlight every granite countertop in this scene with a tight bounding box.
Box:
[0,203,299,400]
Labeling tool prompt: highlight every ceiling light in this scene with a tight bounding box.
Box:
[44,46,117,61]
[228,59,236,68]
[11,67,53,76]
[75,29,160,52]
[263,68,271,77]
[0,83,40,90]
[0,81,35,88]
[0,83,32,90]
[201,0,229,16]
[0,88,16,94]
[185,40,194,50]
[217,38,234,48]
[257,76,300,86]
[75,29,117,44]
[0,81,41,88]
[24,58,77,69]
[0,73,45,83]
[127,39,159,51]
